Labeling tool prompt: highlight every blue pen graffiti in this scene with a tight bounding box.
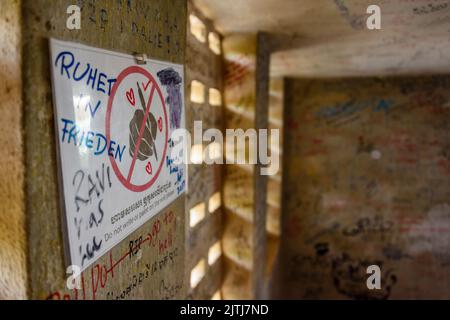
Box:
[61,118,126,162]
[55,50,117,121]
[73,93,102,118]
[55,50,127,162]
[315,98,394,120]
[166,138,185,195]
[55,51,117,96]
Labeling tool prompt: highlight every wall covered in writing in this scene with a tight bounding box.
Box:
[185,1,223,300]
[22,0,187,299]
[274,75,450,299]
[222,34,256,300]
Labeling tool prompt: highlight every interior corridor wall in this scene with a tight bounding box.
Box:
[22,0,187,299]
[222,34,256,299]
[185,1,224,299]
[275,76,450,299]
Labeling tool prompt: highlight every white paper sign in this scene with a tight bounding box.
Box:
[49,39,186,271]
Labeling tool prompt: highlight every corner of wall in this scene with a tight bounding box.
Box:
[0,0,28,300]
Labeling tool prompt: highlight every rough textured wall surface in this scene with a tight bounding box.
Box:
[264,76,283,298]
[194,0,450,78]
[185,1,223,299]
[253,32,270,299]
[0,0,27,300]
[275,76,450,299]
[22,0,187,299]
[222,34,256,299]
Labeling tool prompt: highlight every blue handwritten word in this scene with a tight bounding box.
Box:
[55,51,117,96]
[177,180,185,195]
[61,118,126,162]
[373,99,393,113]
[166,138,185,194]
[74,94,102,118]
[315,99,394,120]
[176,168,185,195]
[166,156,179,174]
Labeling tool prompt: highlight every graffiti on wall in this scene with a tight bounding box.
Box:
[280,76,450,299]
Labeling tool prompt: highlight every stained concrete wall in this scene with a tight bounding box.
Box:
[19,0,187,299]
[185,1,223,299]
[275,76,450,299]
[0,0,27,300]
[222,33,256,299]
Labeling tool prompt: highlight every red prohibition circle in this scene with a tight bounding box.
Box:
[106,66,168,192]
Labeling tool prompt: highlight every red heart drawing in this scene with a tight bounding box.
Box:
[142,80,151,92]
[126,88,135,106]
[158,117,163,132]
[146,161,152,175]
